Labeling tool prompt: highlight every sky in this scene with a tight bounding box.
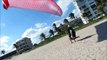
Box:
[0,0,79,56]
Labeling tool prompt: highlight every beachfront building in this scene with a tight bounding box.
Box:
[72,0,101,24]
[14,37,33,53]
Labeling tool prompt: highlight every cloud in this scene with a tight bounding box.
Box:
[0,36,10,56]
[0,36,15,56]
[0,36,9,45]
[22,23,51,44]
[6,45,16,52]
[57,0,73,15]
[35,23,47,28]
[72,8,80,17]
[53,20,63,27]
[57,0,80,18]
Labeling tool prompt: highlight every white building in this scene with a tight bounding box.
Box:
[73,0,101,24]
[14,37,33,53]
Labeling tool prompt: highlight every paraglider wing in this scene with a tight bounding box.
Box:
[2,0,62,16]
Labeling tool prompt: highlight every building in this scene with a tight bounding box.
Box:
[14,37,33,53]
[73,0,102,24]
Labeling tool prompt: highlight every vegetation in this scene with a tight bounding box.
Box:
[1,50,5,54]
[76,14,107,31]
[64,19,69,24]
[13,44,18,48]
[95,0,107,13]
[82,12,88,18]
[49,29,54,37]
[34,33,67,48]
[97,4,105,13]
[53,23,57,31]
[69,13,75,18]
[40,33,46,40]
[53,23,61,34]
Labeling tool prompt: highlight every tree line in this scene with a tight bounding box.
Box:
[40,12,77,41]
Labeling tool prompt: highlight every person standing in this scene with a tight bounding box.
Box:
[64,19,76,43]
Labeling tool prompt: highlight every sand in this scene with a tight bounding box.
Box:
[6,19,107,60]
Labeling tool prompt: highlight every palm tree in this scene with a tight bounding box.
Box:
[97,4,105,13]
[63,19,69,25]
[13,44,18,48]
[53,23,61,34]
[49,29,54,37]
[82,12,89,20]
[69,12,75,19]
[1,50,5,54]
[53,23,57,31]
[40,33,46,40]
[59,24,63,32]
[34,43,38,47]
[82,12,89,18]
[59,23,67,33]
[53,23,58,32]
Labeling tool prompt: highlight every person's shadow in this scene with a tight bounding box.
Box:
[77,34,96,41]
[95,21,107,42]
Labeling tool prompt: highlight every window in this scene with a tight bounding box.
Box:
[79,0,84,2]
[84,8,89,12]
[91,4,96,10]
[90,2,94,5]
[77,0,85,3]
[82,5,86,9]
[88,14,93,18]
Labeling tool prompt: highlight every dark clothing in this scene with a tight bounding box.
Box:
[64,22,76,39]
[67,26,76,38]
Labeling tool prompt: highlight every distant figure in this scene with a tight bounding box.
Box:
[64,19,76,43]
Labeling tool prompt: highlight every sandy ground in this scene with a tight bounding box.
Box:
[6,19,107,60]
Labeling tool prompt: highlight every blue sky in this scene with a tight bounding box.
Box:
[0,0,76,55]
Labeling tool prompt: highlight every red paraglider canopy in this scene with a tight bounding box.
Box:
[2,0,62,16]
[3,0,9,9]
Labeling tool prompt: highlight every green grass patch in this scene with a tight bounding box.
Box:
[34,33,67,48]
